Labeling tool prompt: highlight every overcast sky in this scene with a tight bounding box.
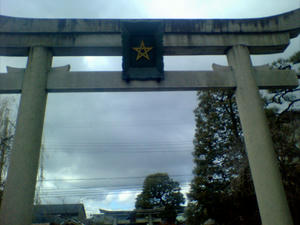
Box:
[0,0,299,217]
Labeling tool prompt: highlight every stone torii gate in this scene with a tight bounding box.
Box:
[0,9,299,225]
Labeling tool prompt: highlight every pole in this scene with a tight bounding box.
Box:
[0,47,52,225]
[226,45,293,225]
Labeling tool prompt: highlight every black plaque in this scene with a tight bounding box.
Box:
[122,21,164,81]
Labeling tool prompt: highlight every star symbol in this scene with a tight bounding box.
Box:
[132,40,153,61]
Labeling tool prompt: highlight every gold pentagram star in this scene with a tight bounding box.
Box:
[132,40,153,61]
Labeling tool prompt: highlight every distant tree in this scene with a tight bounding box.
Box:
[135,173,185,224]
[0,96,15,205]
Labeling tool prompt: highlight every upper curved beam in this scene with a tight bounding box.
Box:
[0,9,299,37]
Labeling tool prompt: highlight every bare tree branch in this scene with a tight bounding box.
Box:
[280,99,300,114]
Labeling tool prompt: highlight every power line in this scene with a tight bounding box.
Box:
[43,141,194,154]
[38,184,191,198]
[44,144,193,149]
[36,179,192,198]
[44,150,193,154]
[44,120,194,129]
[44,140,193,146]
[39,190,143,198]
[38,174,193,182]
[38,180,191,190]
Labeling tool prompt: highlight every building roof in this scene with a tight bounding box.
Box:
[99,207,165,215]
[33,204,86,223]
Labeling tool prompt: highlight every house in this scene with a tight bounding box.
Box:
[32,204,86,225]
[89,208,164,225]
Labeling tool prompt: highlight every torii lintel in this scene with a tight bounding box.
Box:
[0,8,299,56]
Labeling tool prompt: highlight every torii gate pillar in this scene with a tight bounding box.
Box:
[0,47,52,225]
[227,45,293,225]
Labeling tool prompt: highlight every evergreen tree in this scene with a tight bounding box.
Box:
[135,173,185,224]
[186,51,300,225]
[187,90,300,225]
[186,90,249,224]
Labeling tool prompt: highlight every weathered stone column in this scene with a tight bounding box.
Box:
[0,47,52,225]
[227,45,293,225]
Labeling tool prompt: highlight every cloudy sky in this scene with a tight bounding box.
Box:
[0,0,299,217]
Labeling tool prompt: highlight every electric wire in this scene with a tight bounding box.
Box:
[37,139,194,200]
[36,175,192,199]
[37,174,193,182]
[38,184,191,198]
